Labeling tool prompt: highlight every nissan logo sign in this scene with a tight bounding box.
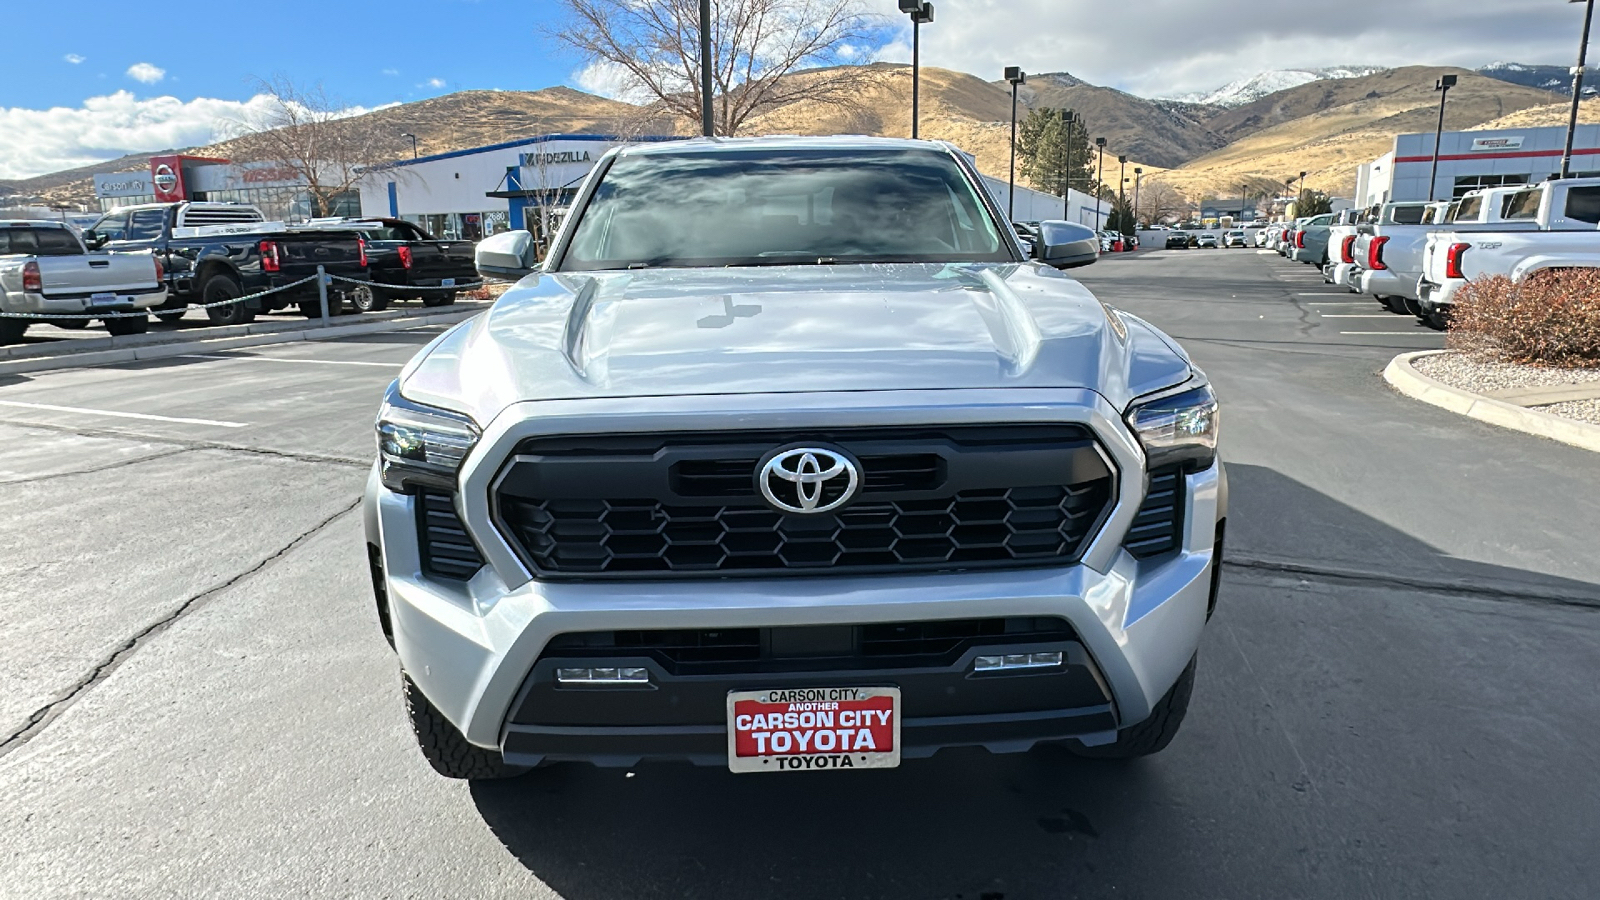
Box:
[757,447,861,515]
[153,164,178,192]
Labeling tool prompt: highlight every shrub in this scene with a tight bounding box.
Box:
[1448,269,1600,368]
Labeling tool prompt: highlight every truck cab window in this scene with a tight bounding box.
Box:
[33,228,82,256]
[126,209,167,241]
[93,212,130,242]
[1563,187,1600,225]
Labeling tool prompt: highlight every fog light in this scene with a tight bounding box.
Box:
[973,651,1063,672]
[556,667,650,684]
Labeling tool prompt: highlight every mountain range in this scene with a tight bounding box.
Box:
[0,60,1587,211]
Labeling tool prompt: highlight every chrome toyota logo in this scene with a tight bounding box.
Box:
[758,447,860,514]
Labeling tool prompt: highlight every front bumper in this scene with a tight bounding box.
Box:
[367,389,1224,763]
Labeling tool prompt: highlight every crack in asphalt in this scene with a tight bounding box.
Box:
[0,499,362,758]
[0,447,193,486]
[1225,554,1600,611]
[0,418,368,469]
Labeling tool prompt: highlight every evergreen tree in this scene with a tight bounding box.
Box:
[1015,108,1101,200]
[1107,195,1136,236]
[1295,189,1334,217]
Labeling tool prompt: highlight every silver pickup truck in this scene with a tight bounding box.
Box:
[0,220,166,343]
[363,136,1226,780]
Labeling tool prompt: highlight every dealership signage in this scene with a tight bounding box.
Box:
[94,173,152,198]
[520,150,593,168]
[1471,136,1526,152]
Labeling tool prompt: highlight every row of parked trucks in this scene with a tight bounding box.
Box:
[0,202,482,344]
[1260,177,1600,330]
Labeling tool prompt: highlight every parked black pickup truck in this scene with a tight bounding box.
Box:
[333,218,480,312]
[87,202,371,326]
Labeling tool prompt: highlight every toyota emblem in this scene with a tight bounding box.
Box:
[758,447,860,515]
[153,164,178,193]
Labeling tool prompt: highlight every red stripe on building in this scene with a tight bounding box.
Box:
[1394,147,1600,164]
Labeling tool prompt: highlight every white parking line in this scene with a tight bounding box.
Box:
[1339,331,1442,336]
[178,354,403,368]
[0,399,248,428]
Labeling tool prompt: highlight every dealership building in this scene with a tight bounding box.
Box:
[1356,123,1600,206]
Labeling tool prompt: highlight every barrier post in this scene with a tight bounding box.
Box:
[317,265,330,325]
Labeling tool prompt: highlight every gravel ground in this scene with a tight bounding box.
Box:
[1542,399,1600,425]
[1412,351,1600,429]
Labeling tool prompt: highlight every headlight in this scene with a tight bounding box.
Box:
[1126,384,1219,471]
[375,382,479,493]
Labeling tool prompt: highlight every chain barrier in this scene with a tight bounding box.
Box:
[0,275,320,321]
[325,273,482,294]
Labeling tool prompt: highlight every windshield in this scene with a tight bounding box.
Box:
[557,148,1013,271]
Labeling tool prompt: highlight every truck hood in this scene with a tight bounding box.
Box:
[400,262,1194,425]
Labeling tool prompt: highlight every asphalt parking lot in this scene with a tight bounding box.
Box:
[2,251,1598,899]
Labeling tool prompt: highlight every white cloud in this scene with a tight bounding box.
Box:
[572,60,664,104]
[64,54,85,65]
[126,62,166,84]
[0,91,390,181]
[423,77,446,89]
[382,68,400,76]
[874,0,1592,99]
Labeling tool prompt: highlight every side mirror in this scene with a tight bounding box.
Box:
[475,229,539,280]
[1033,221,1099,269]
[83,230,106,250]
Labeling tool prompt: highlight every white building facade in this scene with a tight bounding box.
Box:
[1359,123,1600,206]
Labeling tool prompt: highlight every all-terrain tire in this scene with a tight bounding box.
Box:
[201,274,254,326]
[1070,655,1197,759]
[403,674,528,780]
[104,315,149,336]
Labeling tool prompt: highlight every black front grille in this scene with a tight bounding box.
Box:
[543,617,1075,675]
[418,491,485,579]
[1123,466,1184,559]
[493,426,1116,579]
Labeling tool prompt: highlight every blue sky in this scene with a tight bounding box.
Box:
[0,0,1585,181]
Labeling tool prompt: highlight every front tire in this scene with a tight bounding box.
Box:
[201,274,254,326]
[403,674,528,780]
[349,286,388,313]
[1069,655,1196,759]
[104,315,149,337]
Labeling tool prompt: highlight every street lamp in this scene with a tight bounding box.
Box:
[1428,75,1456,201]
[1118,154,1128,224]
[400,132,418,159]
[1005,66,1026,220]
[1060,110,1079,220]
[1133,167,1144,227]
[899,0,934,139]
[1094,137,1107,229]
[700,0,715,136]
[1564,0,1596,178]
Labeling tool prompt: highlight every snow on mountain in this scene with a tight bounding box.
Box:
[1475,63,1573,94]
[1167,66,1390,108]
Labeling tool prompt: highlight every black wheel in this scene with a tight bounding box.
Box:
[403,673,528,780]
[422,291,457,308]
[0,320,28,344]
[1424,306,1451,332]
[54,318,91,330]
[155,310,186,323]
[349,286,388,313]
[1381,295,1410,315]
[1069,655,1196,759]
[201,274,253,326]
[297,295,347,318]
[104,315,149,337]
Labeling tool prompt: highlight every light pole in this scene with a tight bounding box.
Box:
[699,0,715,136]
[1006,67,1026,221]
[1133,167,1144,227]
[1094,137,1107,229]
[899,0,934,139]
[1428,75,1456,200]
[1118,154,1128,227]
[1564,0,1596,178]
[1060,110,1079,220]
[400,132,418,159]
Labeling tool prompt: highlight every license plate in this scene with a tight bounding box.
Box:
[727,686,900,773]
[440,278,455,287]
[89,292,118,306]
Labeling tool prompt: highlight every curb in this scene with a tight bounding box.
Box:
[1384,350,1600,454]
[0,308,481,376]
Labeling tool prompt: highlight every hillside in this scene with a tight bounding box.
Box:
[1008,73,1224,169]
[1172,66,1390,108]
[1472,97,1600,130]
[1161,66,1564,199]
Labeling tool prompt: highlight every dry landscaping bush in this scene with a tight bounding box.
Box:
[1448,270,1600,368]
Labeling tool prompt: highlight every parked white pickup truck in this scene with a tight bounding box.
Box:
[1323,209,1366,288]
[1417,177,1600,329]
[0,220,166,343]
[1351,201,1448,314]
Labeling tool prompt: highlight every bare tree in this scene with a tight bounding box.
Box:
[1136,179,1189,227]
[229,76,392,218]
[551,0,880,136]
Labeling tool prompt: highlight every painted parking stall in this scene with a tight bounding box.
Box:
[727,687,900,773]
